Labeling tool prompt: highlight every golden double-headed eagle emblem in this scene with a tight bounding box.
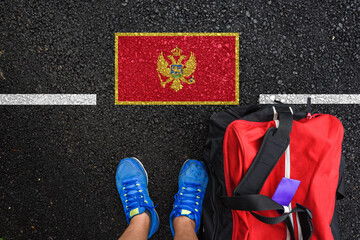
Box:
[157,46,196,92]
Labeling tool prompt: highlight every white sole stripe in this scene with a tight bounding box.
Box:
[259,94,360,104]
[0,94,97,105]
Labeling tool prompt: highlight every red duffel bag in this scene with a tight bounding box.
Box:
[202,104,345,240]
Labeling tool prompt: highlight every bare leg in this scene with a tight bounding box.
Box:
[118,213,150,240]
[173,216,198,240]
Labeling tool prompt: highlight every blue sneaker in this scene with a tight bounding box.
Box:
[169,159,209,237]
[116,157,159,239]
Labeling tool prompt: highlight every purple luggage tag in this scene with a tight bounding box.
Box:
[272,177,301,206]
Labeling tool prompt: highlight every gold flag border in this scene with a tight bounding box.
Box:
[115,32,239,105]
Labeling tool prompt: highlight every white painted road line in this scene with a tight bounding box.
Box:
[0,94,97,105]
[259,94,360,104]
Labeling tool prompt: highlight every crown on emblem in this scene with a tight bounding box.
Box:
[171,46,183,56]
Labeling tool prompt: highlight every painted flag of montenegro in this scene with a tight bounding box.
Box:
[115,33,239,105]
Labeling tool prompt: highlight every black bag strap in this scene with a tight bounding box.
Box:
[250,204,313,240]
[219,194,313,240]
[219,194,284,211]
[233,106,293,195]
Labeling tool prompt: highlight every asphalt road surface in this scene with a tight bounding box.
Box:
[1,1,359,239]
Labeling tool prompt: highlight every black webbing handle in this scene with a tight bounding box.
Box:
[233,106,293,196]
[219,194,284,211]
[250,204,313,240]
[220,194,313,240]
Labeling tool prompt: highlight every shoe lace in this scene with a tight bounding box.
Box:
[174,182,202,213]
[122,178,149,211]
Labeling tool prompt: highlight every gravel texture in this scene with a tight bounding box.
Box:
[1,0,359,239]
